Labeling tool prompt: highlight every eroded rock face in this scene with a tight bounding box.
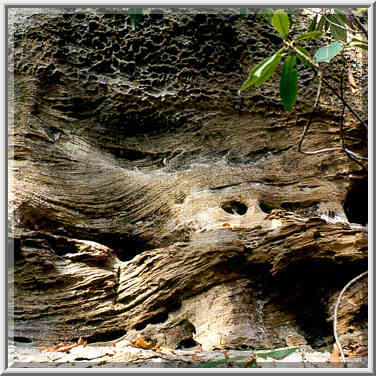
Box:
[8,8,367,351]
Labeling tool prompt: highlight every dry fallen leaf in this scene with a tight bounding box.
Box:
[155,345,175,354]
[40,347,54,352]
[329,343,341,363]
[41,342,76,353]
[133,336,156,349]
[222,223,231,227]
[355,347,368,356]
[192,354,203,361]
[77,337,87,346]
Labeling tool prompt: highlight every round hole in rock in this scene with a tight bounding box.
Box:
[259,201,273,214]
[344,178,368,226]
[221,200,248,215]
[85,329,126,344]
[281,202,301,211]
[176,337,197,349]
[13,336,32,344]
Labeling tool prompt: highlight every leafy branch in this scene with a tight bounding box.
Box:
[238,8,367,164]
[288,41,367,165]
[309,8,368,38]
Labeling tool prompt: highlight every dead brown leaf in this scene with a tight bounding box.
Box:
[77,337,87,346]
[132,336,156,349]
[329,344,341,363]
[355,348,368,356]
[192,354,203,361]
[40,347,55,352]
[155,345,175,354]
[41,342,76,353]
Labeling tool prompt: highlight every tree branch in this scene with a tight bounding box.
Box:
[333,271,368,365]
[339,60,366,168]
[297,70,341,155]
[295,49,367,164]
[347,8,368,38]
[289,41,367,130]
[322,78,368,130]
[324,15,364,35]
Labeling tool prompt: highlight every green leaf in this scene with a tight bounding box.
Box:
[332,11,347,26]
[242,359,258,368]
[272,10,290,38]
[198,355,255,368]
[233,355,248,360]
[351,43,368,51]
[308,15,318,31]
[199,359,228,368]
[294,31,323,41]
[313,41,344,63]
[327,14,347,42]
[350,37,368,44]
[258,8,274,24]
[257,347,298,360]
[128,8,144,30]
[295,46,312,67]
[349,38,368,50]
[280,55,298,111]
[268,347,298,360]
[240,8,248,18]
[239,52,282,91]
[317,15,330,31]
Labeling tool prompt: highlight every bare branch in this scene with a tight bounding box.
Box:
[297,70,342,155]
[290,42,367,130]
[333,271,368,365]
[324,15,364,35]
[296,54,367,164]
[347,9,368,38]
[339,60,366,168]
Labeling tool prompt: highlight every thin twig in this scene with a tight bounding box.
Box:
[324,15,364,35]
[293,49,367,162]
[339,60,345,150]
[333,271,368,365]
[322,78,368,130]
[339,58,366,168]
[297,69,322,154]
[308,9,368,37]
[289,41,337,155]
[347,8,368,38]
[297,70,342,155]
[290,42,367,131]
